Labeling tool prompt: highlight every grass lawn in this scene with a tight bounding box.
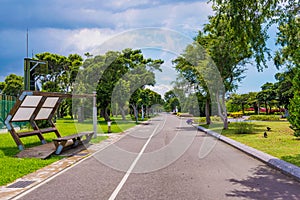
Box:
[0,117,137,186]
[201,120,300,167]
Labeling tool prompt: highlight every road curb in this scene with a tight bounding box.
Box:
[197,125,300,182]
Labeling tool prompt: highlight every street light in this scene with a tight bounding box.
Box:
[93,91,97,138]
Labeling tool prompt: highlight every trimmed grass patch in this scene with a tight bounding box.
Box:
[0,117,137,186]
[232,122,254,134]
[202,120,300,167]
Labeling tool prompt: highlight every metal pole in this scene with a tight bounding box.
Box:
[26,28,29,58]
[93,91,97,138]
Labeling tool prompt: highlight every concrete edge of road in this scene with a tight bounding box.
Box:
[197,125,300,182]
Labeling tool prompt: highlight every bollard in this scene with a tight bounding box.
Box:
[107,121,112,133]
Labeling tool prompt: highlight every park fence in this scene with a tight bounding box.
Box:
[0,94,16,128]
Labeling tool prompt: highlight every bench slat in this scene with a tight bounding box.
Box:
[53,132,93,141]
[53,131,94,155]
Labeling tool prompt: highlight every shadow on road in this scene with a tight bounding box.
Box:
[226,165,300,199]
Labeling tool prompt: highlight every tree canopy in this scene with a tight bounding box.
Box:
[79,49,163,121]
[0,74,23,96]
[209,0,298,71]
[35,52,83,93]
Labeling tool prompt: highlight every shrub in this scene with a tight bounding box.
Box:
[211,116,223,122]
[0,150,4,158]
[288,94,300,137]
[229,111,243,118]
[195,116,222,123]
[177,113,193,117]
[233,122,254,134]
[248,115,280,121]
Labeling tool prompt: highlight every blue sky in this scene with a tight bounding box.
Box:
[0,0,282,94]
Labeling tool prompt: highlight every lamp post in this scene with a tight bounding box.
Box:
[93,91,97,138]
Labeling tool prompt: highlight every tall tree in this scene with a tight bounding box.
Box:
[274,70,295,109]
[228,93,249,114]
[34,52,83,118]
[209,0,296,71]
[274,4,299,69]
[175,13,249,129]
[81,49,163,121]
[256,82,277,114]
[35,53,83,93]
[173,44,213,124]
[164,90,179,112]
[112,64,157,120]
[0,82,5,92]
[248,92,259,114]
[273,2,300,135]
[288,67,300,136]
[0,74,23,97]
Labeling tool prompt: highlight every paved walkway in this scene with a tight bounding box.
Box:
[2,114,300,199]
[0,133,125,200]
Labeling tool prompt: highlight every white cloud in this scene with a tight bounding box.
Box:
[26,28,117,57]
[112,1,213,30]
[1,0,213,59]
[109,0,154,9]
[0,0,213,86]
[146,84,173,97]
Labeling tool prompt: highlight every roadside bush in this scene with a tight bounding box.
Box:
[211,116,223,122]
[177,113,193,117]
[229,111,243,118]
[248,115,281,121]
[288,94,300,137]
[195,116,222,123]
[0,150,4,158]
[196,117,207,123]
[233,122,254,134]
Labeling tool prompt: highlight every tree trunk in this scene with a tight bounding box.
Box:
[205,98,211,125]
[101,107,110,121]
[131,104,138,123]
[242,104,245,115]
[216,91,228,130]
[254,103,258,114]
[223,116,228,129]
[120,108,126,120]
[141,105,144,120]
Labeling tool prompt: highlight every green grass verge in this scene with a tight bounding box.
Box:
[0,132,62,186]
[0,117,137,186]
[202,121,300,167]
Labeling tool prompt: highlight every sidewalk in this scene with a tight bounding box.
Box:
[0,133,123,200]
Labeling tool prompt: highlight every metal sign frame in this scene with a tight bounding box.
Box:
[5,91,71,150]
[24,58,48,91]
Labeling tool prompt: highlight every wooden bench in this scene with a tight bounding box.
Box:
[53,131,94,155]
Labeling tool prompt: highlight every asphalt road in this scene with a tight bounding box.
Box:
[16,113,300,200]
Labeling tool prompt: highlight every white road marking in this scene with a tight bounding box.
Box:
[12,115,167,200]
[108,116,166,200]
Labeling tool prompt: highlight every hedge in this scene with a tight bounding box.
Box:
[248,115,281,121]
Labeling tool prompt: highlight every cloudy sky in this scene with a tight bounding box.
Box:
[0,0,281,94]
